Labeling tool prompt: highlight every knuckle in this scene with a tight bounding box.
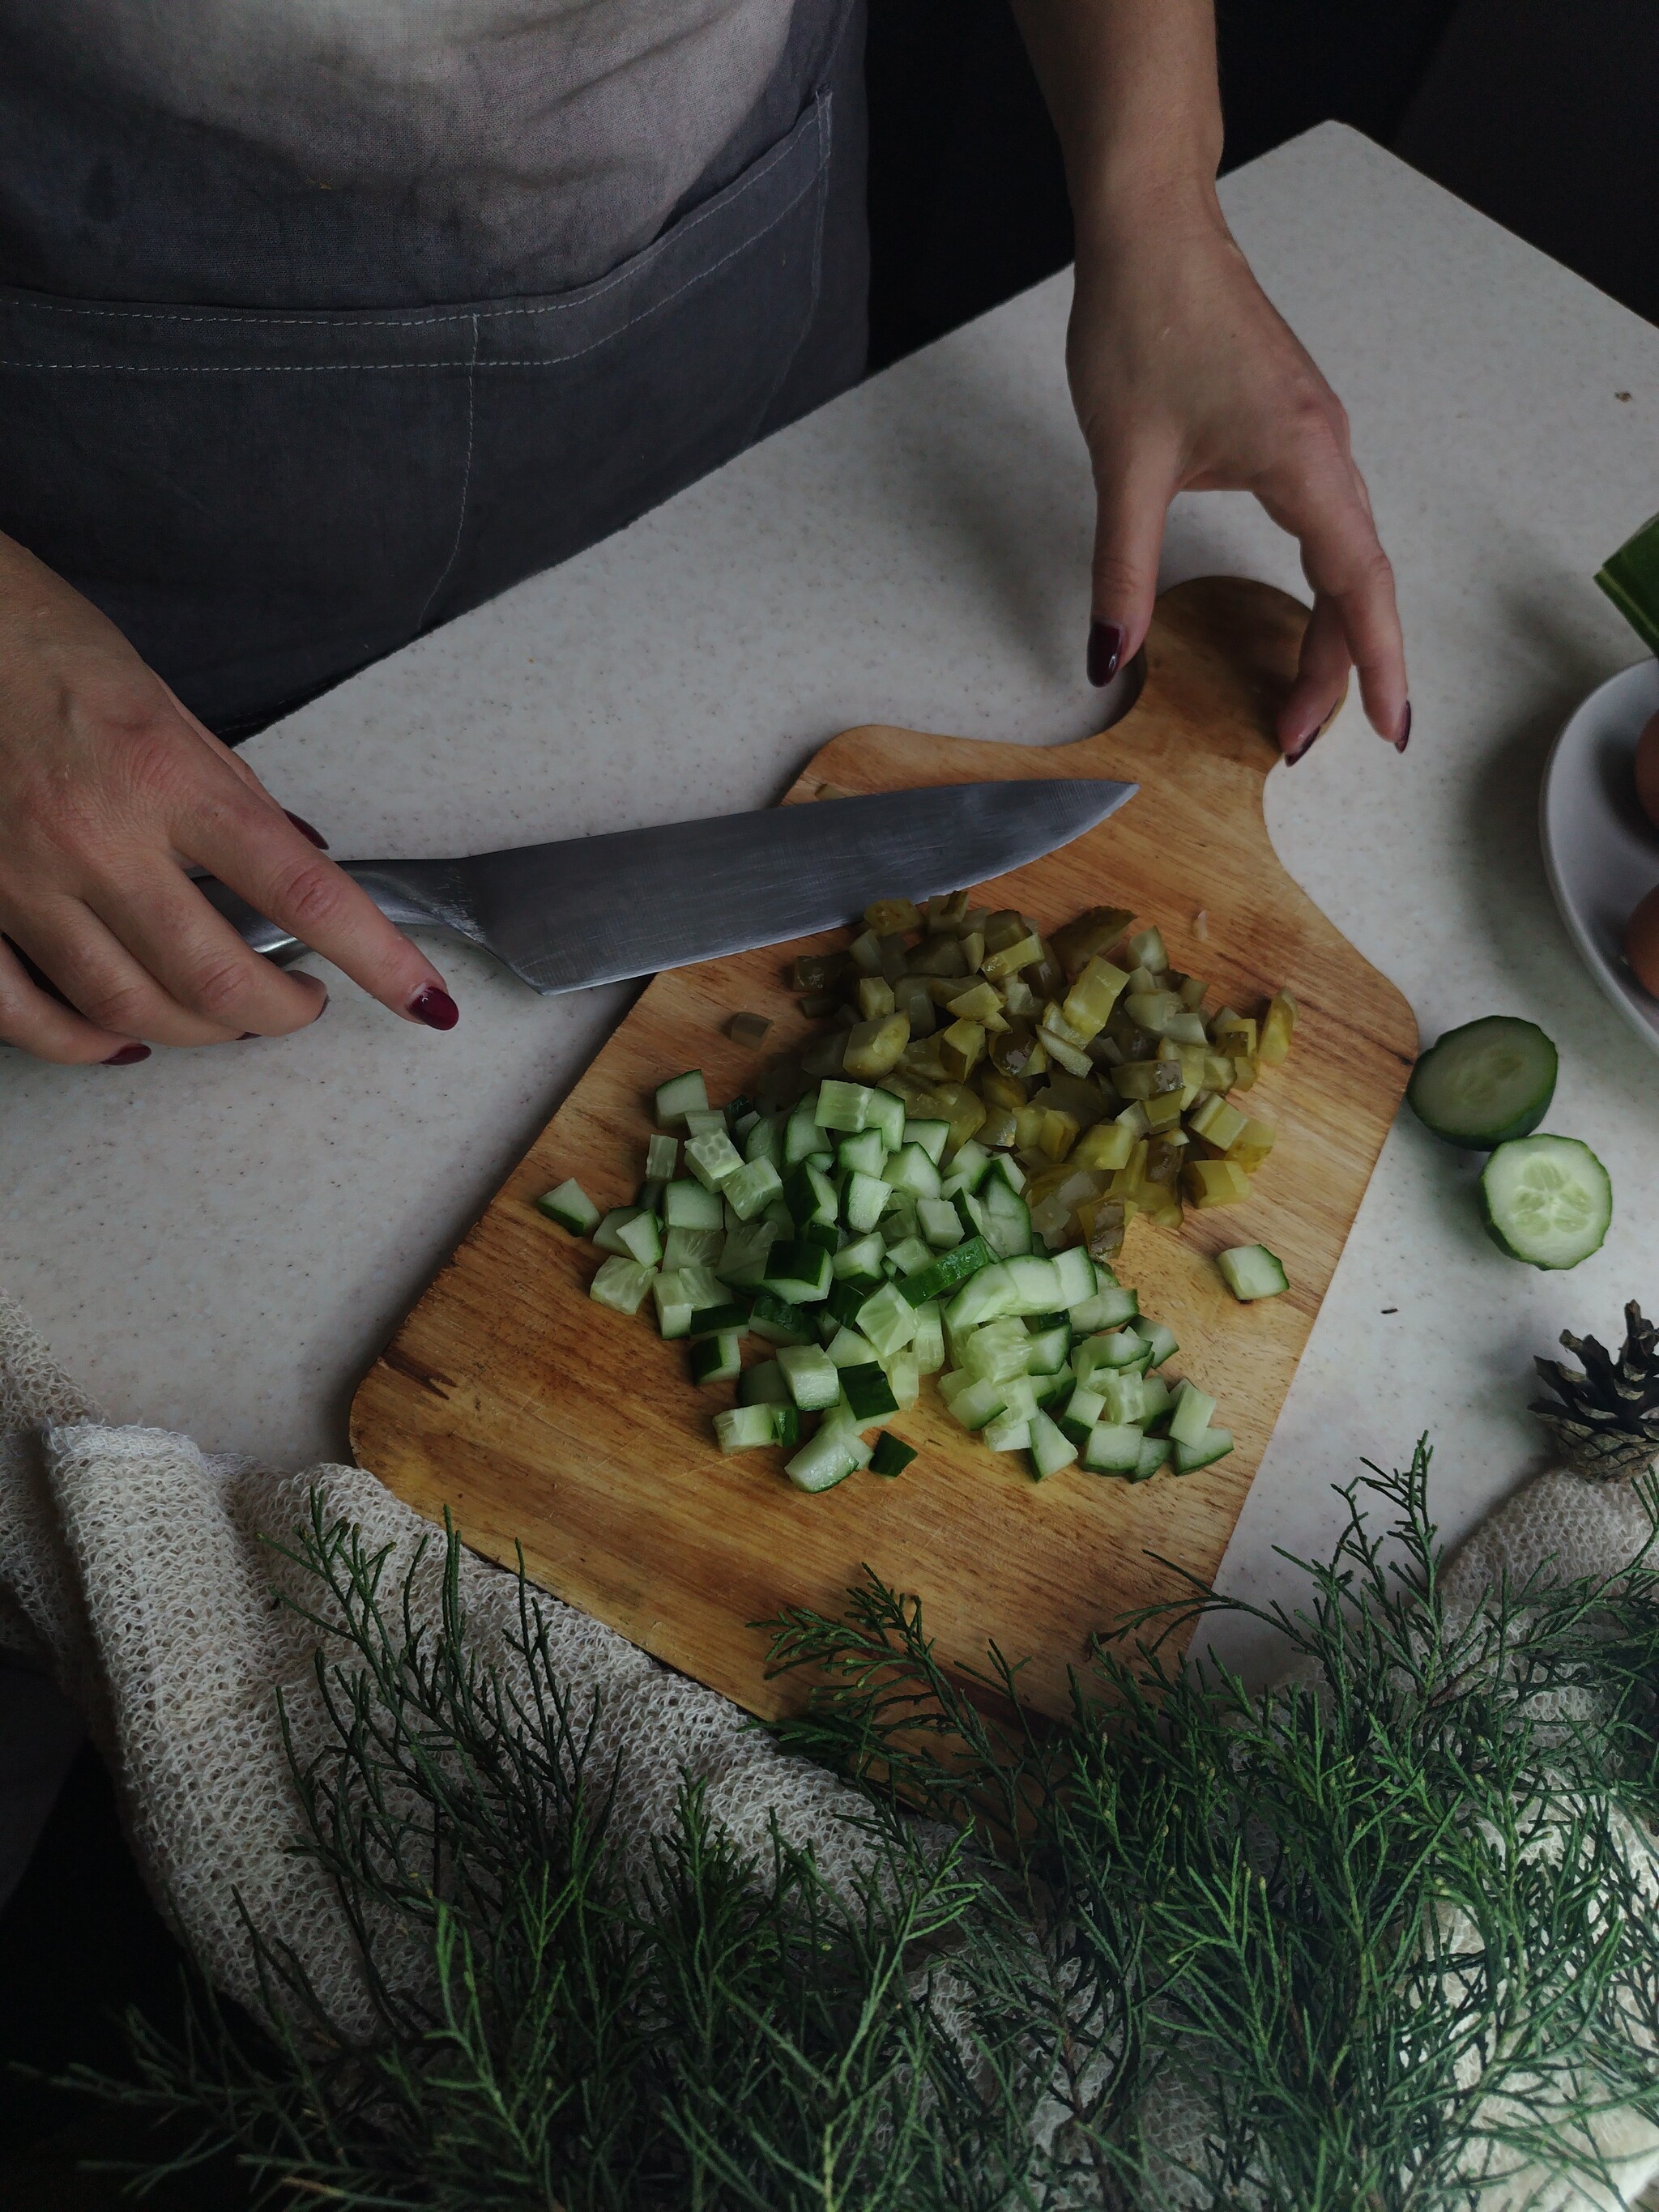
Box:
[176,950,253,1024]
[78,978,151,1035]
[267,856,347,938]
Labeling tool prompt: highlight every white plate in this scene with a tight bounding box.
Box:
[1540,658,1659,1056]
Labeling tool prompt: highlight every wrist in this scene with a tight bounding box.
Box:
[1070,147,1226,258]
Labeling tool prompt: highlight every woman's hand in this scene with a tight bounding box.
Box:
[0,533,457,1064]
[1069,193,1410,759]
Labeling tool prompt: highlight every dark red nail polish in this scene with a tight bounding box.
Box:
[408,984,458,1031]
[1394,702,1412,754]
[237,1032,258,1041]
[284,811,329,850]
[1087,620,1125,688]
[101,1042,151,1066]
[1284,726,1320,765]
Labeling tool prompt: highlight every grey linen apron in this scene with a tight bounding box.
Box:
[0,2,866,1907]
[0,1,868,743]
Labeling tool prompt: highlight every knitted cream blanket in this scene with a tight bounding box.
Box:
[1,1286,1655,2207]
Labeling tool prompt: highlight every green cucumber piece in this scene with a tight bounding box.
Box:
[663,1225,723,1273]
[537,1178,600,1234]
[594,1204,646,1256]
[868,1432,917,1477]
[1084,1421,1144,1475]
[689,1332,742,1386]
[855,1283,919,1359]
[740,1359,790,1406]
[589,1256,656,1315]
[1027,1411,1078,1480]
[825,1280,873,1328]
[748,1291,815,1346]
[1025,1323,1072,1377]
[1408,1016,1559,1149]
[1068,1281,1140,1332]
[902,1119,950,1166]
[911,1300,945,1375]
[1132,1319,1179,1369]
[716,1223,778,1289]
[1479,1136,1613,1270]
[684,1129,744,1192]
[1099,1370,1148,1426]
[714,1404,774,1451]
[833,1232,887,1281]
[743,1114,784,1167]
[1050,1248,1097,1308]
[1174,1426,1234,1474]
[837,1129,887,1178]
[864,1088,906,1152]
[843,1171,890,1235]
[945,1376,1009,1431]
[826,1327,878,1368]
[1002,1255,1064,1314]
[655,1071,709,1128]
[783,1093,824,1165]
[761,1241,833,1304]
[840,1362,899,1422]
[723,1157,783,1221]
[689,1302,748,1340]
[612,1211,662,1268]
[899,1235,994,1307]
[1132,1436,1172,1481]
[1169,1381,1216,1449]
[884,1143,943,1200]
[945,1260,1017,1332]
[785,1425,862,1493]
[883,1235,932,1278]
[777,1344,842,1413]
[663,1179,725,1231]
[917,1196,966,1250]
[771,1404,802,1449]
[783,1161,839,1230]
[1217,1245,1289,1302]
[814,1079,875,1134]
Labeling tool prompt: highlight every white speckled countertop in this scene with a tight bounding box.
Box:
[4,125,1655,1681]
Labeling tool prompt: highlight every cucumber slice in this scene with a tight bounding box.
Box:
[777,1344,843,1413]
[855,1282,919,1359]
[662,1225,723,1273]
[1132,1319,1179,1369]
[1217,1245,1289,1302]
[868,1432,917,1478]
[945,1260,1017,1332]
[1169,1382,1217,1449]
[1084,1421,1144,1475]
[1025,1324,1072,1377]
[911,1301,946,1375]
[917,1196,966,1250]
[594,1205,646,1256]
[833,1231,887,1281]
[740,1360,791,1406]
[826,1326,877,1368]
[947,1377,1010,1431]
[1068,1282,1140,1333]
[685,1130,744,1192]
[537,1178,600,1234]
[761,1241,833,1305]
[655,1070,709,1128]
[1479,1136,1613,1270]
[864,1088,906,1152]
[814,1079,875,1134]
[1034,1406,1084,1477]
[663,1179,724,1231]
[771,1404,802,1448]
[651,1270,695,1340]
[589,1256,656,1315]
[689,1332,742,1386]
[840,1362,900,1422]
[716,1223,778,1289]
[1003,1255,1064,1314]
[1132,1436,1172,1481]
[837,1129,886,1178]
[884,1236,933,1278]
[689,1302,748,1339]
[1407,1016,1558,1149]
[783,1161,839,1229]
[1065,1385,1107,1428]
[722,1158,783,1221]
[902,1119,950,1166]
[748,1291,815,1346]
[1050,1247,1097,1309]
[784,1093,824,1165]
[744,1114,784,1167]
[899,1236,994,1307]
[1099,1370,1148,1426]
[884,1143,943,1200]
[1174,1426,1235,1474]
[982,1409,1033,1452]
[785,1425,862,1494]
[714,1404,774,1451]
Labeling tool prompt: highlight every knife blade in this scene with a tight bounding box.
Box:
[200,777,1137,995]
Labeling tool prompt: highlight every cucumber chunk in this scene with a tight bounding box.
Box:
[1028,1411,1078,1480]
[537,1178,600,1234]
[900,1236,994,1307]
[840,1362,900,1422]
[777,1344,842,1413]
[1217,1245,1289,1302]
[689,1332,742,1386]
[1408,1016,1558,1149]
[655,1071,709,1128]
[1479,1136,1613,1270]
[714,1404,774,1451]
[868,1432,917,1477]
[1174,1426,1235,1475]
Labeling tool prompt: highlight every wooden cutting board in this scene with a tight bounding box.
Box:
[351,577,1417,1721]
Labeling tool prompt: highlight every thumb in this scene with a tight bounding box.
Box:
[1086,444,1178,688]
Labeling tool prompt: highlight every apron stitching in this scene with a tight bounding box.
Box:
[0,153,822,377]
[0,125,809,333]
[412,313,478,633]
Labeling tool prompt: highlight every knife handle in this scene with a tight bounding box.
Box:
[194,859,472,965]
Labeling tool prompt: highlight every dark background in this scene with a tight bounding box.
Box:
[7,1,1657,2203]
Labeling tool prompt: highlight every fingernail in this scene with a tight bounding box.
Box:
[1284,726,1320,765]
[101,1043,151,1066]
[237,1032,258,1041]
[1087,620,1125,688]
[407,984,458,1031]
[284,811,329,850]
[1394,702,1412,754]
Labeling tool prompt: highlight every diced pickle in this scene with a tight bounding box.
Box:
[906,936,969,978]
[1124,927,1168,975]
[1166,1010,1209,1046]
[1002,973,1038,1017]
[1189,1093,1249,1152]
[1201,1052,1236,1093]
[1143,1090,1183,1133]
[979,1105,1018,1149]
[1177,974,1209,1010]
[979,1067,1029,1112]
[849,928,884,974]
[800,1030,847,1077]
[960,929,986,976]
[1013,1104,1047,1152]
[1051,905,1136,979]
[1182,1158,1252,1208]
[938,1018,987,1080]
[893,978,936,1038]
[1229,1054,1260,1093]
[864,897,921,935]
[1077,1196,1128,1260]
[982,909,1028,953]
[982,931,1044,981]
[878,933,911,985]
[1061,956,1131,1041]
[857,976,896,1021]
[1038,1109,1080,1161]
[947,979,1003,1023]
[1124,990,1181,1034]
[1260,991,1297,1065]
[1073,1121,1135,1173]
[1226,1117,1276,1174]
[1114,1059,1183,1102]
[1026,942,1067,1002]
[925,889,970,932]
[1142,1136,1183,1189]
[842,1012,911,1080]
[790,952,851,993]
[1038,1025,1094,1079]
[1212,1011,1258,1055]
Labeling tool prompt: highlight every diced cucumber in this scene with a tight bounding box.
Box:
[655,1071,709,1128]
[1026,1323,1072,1376]
[1068,1281,1140,1333]
[1217,1245,1289,1302]
[805,1149,835,1174]
[962,1178,1033,1259]
[740,1360,791,1406]
[900,1236,994,1307]
[537,1178,600,1234]
[1133,1436,1171,1482]
[1065,1386,1107,1429]
[1084,1422,1145,1475]
[778,1343,842,1412]
[1002,1255,1064,1315]
[1028,1411,1078,1480]
[748,1291,815,1346]
[864,1088,906,1152]
[690,1332,742,1386]
[723,1158,783,1221]
[1407,1016,1559,1149]
[594,1205,646,1256]
[614,1212,663,1268]
[815,1079,874,1134]
[937,1366,974,1408]
[663,1180,725,1230]
[911,1301,945,1375]
[1076,1329,1148,1377]
[1479,1136,1613,1270]
[885,1236,933,1278]
[868,1433,917,1478]
[761,1241,833,1304]
[1139,1375,1173,1426]
[885,1143,944,1200]
[947,1377,1009,1431]
[945,1260,1017,1332]
[833,1231,887,1280]
[689,1302,748,1339]
[652,1270,695,1340]
[1050,1248,1097,1308]
[917,1196,966,1250]
[983,1409,1033,1452]
[1033,1365,1074,1409]
[785,1425,862,1494]
[1132,1319,1179,1369]
[589,1256,656,1315]
[639,1179,667,1218]
[856,1282,919,1358]
[880,1196,920,1246]
[826,1327,877,1367]
[716,1222,778,1289]
[1169,1382,1217,1449]
[744,1115,783,1166]
[885,1349,920,1409]
[837,1129,887,1178]
[1174,1426,1235,1474]
[684,1108,728,1140]
[663,1226,723,1274]
[1099,1371,1148,1426]
[771,1404,802,1448]
[714,1404,775,1451]
[784,1093,825,1164]
[645,1135,680,1182]
[844,1172,890,1235]
[903,1119,950,1166]
[783,1161,839,1230]
[841,1362,900,1422]
[962,1317,1034,1386]
[982,1153,1027,1196]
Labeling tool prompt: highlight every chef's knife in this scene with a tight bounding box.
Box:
[200,778,1137,995]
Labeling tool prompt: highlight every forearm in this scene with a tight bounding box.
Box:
[1009,0,1224,241]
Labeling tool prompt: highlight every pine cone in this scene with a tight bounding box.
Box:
[1531,1302,1659,1482]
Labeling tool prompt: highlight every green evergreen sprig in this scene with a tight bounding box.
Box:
[67,1448,1659,2210]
